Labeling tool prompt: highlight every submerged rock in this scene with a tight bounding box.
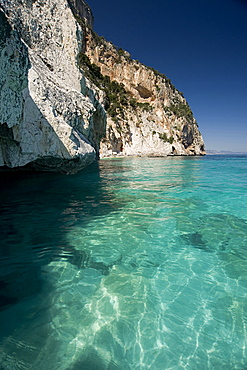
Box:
[180,213,247,281]
[181,214,247,255]
[181,231,208,250]
[70,346,120,370]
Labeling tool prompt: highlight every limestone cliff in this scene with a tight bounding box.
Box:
[80,23,205,157]
[0,0,106,173]
[0,0,205,174]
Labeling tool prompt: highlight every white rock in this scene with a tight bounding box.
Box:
[0,1,106,173]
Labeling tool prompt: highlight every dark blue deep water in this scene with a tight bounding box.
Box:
[0,155,247,369]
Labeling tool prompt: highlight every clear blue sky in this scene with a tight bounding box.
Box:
[87,0,247,152]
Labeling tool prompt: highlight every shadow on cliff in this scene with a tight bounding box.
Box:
[0,9,98,175]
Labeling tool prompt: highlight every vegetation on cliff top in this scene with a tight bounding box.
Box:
[76,17,196,128]
[78,52,153,122]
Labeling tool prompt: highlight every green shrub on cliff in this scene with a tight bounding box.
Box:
[158,132,174,144]
[78,52,129,120]
[136,102,153,112]
[78,52,103,87]
[78,52,154,121]
[163,102,194,123]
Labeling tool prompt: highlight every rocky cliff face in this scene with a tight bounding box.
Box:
[81,25,205,157]
[0,0,106,173]
[0,0,205,174]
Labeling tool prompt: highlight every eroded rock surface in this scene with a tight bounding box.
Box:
[0,0,106,173]
[0,0,205,173]
[82,27,206,157]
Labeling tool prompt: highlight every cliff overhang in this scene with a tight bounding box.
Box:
[0,0,106,174]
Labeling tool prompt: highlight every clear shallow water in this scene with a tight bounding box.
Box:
[0,156,247,369]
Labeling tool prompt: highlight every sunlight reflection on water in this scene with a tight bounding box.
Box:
[0,156,247,369]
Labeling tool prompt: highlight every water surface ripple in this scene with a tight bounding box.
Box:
[0,156,247,369]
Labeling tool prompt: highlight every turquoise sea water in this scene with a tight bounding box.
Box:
[0,155,247,369]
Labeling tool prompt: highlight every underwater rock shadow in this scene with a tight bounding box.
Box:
[180,213,247,255]
[0,163,130,368]
[68,346,120,370]
[67,246,123,275]
[181,231,209,250]
[179,213,247,281]
[0,163,126,314]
